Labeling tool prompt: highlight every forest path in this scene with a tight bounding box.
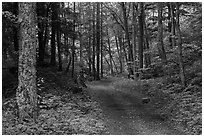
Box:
[87,78,184,135]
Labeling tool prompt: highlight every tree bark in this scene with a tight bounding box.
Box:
[167,3,172,47]
[92,3,96,80]
[132,2,137,78]
[71,2,76,78]
[170,3,176,47]
[144,18,151,68]
[138,2,144,68]
[56,3,62,71]
[100,2,103,78]
[12,2,19,51]
[121,2,133,75]
[57,31,62,71]
[37,2,45,65]
[17,2,37,122]
[115,35,123,73]
[175,2,185,87]
[96,2,100,80]
[157,2,167,65]
[50,2,57,66]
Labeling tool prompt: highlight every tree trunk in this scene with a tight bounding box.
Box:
[170,3,176,47]
[37,2,45,66]
[132,2,137,78]
[96,2,100,80]
[121,2,133,75]
[157,2,167,65]
[175,2,185,87]
[144,18,151,68]
[56,3,62,71]
[107,27,114,75]
[115,35,123,73]
[100,2,103,78]
[17,2,37,122]
[167,3,172,47]
[12,2,19,51]
[50,3,57,66]
[138,2,144,68]
[118,34,124,73]
[88,36,92,75]
[42,3,50,55]
[92,3,96,80]
[71,2,76,78]
[57,30,62,71]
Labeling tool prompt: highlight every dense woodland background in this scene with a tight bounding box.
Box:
[2,2,202,135]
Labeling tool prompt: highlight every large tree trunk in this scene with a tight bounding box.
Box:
[157,2,167,65]
[138,2,144,68]
[17,2,38,122]
[175,3,185,87]
[96,2,100,80]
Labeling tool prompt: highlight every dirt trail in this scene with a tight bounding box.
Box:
[87,78,185,135]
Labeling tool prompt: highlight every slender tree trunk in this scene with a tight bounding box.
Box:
[78,3,83,62]
[92,3,96,80]
[132,2,137,78]
[121,2,133,75]
[57,30,62,71]
[111,56,119,74]
[71,2,76,78]
[13,2,19,51]
[43,3,50,52]
[115,35,123,73]
[100,2,103,77]
[157,2,167,65]
[88,36,92,75]
[118,34,124,73]
[50,3,57,66]
[56,3,62,71]
[107,27,114,75]
[175,2,185,87]
[96,2,100,80]
[17,2,37,122]
[138,2,144,68]
[167,3,172,47]
[144,19,151,68]
[104,57,113,75]
[170,3,176,47]
[122,36,128,63]
[37,3,45,65]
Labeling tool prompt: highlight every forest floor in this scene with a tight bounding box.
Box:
[2,68,109,135]
[87,78,185,135]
